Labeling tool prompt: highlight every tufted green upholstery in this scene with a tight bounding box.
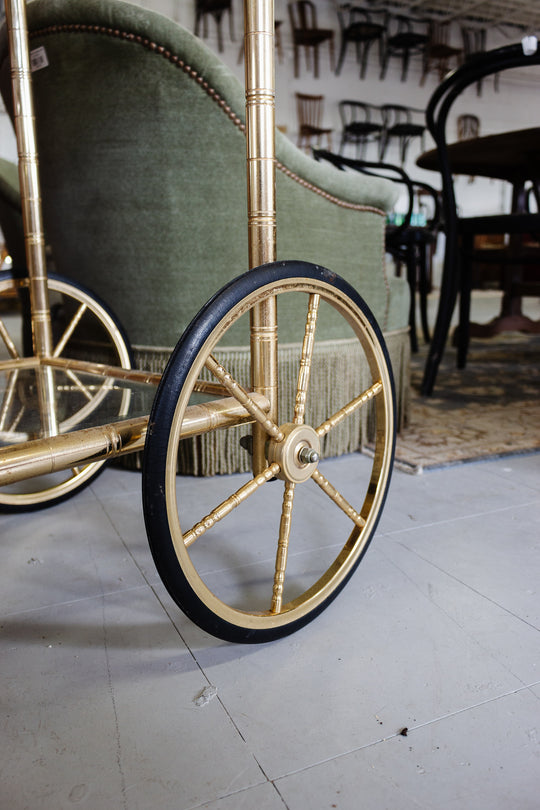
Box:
[0,0,410,471]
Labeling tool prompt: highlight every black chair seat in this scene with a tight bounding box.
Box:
[296,29,334,47]
[459,212,539,236]
[346,22,384,42]
[388,123,425,137]
[388,32,427,50]
[346,122,382,136]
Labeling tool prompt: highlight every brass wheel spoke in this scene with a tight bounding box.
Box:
[205,354,283,441]
[311,468,366,529]
[52,303,87,358]
[293,293,320,425]
[0,316,20,359]
[316,380,383,438]
[271,481,295,613]
[0,369,19,430]
[183,462,281,547]
[10,403,25,433]
[64,368,96,402]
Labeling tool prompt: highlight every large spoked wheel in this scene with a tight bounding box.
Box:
[0,271,133,510]
[143,262,395,643]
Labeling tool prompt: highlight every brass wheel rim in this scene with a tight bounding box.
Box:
[0,275,132,506]
[163,276,394,631]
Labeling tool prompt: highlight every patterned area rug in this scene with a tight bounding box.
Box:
[393,334,540,473]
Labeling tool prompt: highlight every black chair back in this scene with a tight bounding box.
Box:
[421,41,540,394]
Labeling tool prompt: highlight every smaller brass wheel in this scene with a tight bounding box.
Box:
[0,271,133,510]
[143,262,395,643]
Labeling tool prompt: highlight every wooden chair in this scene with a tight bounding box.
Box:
[420,20,461,85]
[461,24,499,95]
[457,113,480,140]
[296,93,333,153]
[288,0,335,78]
[335,4,385,78]
[338,100,383,159]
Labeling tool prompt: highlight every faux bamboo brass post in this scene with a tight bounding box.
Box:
[6,0,59,438]
[6,0,52,360]
[243,0,278,473]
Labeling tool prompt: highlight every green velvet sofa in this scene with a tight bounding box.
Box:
[0,0,410,473]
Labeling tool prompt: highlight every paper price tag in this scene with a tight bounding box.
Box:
[30,46,49,72]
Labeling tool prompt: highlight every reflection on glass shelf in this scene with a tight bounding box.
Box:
[0,365,156,446]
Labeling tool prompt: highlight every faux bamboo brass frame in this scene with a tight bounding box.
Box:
[0,0,277,486]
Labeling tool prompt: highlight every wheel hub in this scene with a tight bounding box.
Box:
[268,423,321,484]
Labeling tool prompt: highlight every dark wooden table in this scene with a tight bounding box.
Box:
[417,127,540,337]
[417,127,540,190]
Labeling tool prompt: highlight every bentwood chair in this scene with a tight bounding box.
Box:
[420,42,540,396]
[335,4,385,78]
[288,0,335,78]
[338,100,383,159]
[379,104,425,164]
[380,14,428,82]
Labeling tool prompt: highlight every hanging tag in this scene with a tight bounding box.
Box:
[30,46,49,72]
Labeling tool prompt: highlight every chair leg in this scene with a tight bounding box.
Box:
[228,6,234,43]
[456,240,473,368]
[400,136,409,165]
[421,235,460,395]
[294,45,300,78]
[406,246,419,353]
[360,40,372,79]
[401,50,411,82]
[314,45,320,78]
[335,37,348,75]
[418,241,431,344]
[420,56,429,86]
[380,51,389,80]
[215,12,224,52]
[379,132,388,161]
[328,38,335,72]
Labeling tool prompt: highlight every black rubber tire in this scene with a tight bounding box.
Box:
[143,261,396,643]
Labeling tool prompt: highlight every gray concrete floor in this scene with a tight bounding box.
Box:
[1,289,539,809]
[2,456,539,809]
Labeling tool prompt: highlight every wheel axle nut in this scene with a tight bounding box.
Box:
[298,446,319,465]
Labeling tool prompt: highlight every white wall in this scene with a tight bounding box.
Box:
[1,0,538,222]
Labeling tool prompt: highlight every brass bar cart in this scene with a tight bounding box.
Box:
[0,0,395,643]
